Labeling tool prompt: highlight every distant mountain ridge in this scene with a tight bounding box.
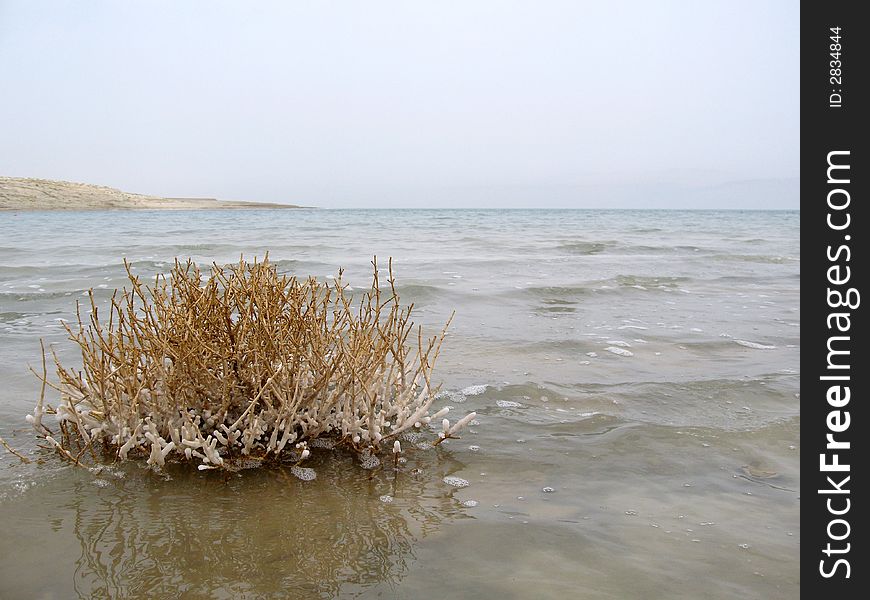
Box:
[0,177,304,210]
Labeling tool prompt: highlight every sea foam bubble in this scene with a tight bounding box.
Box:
[461,384,488,396]
[443,476,470,488]
[290,466,317,481]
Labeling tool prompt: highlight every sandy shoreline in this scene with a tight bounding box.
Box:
[0,177,306,210]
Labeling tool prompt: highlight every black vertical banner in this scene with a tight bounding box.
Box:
[803,2,867,596]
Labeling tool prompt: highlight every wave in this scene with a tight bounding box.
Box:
[437,375,798,432]
[553,241,613,255]
[520,275,693,300]
[712,254,799,264]
[391,283,448,303]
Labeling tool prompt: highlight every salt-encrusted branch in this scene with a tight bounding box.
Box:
[25,256,476,474]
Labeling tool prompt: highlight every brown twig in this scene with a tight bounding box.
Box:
[0,434,31,463]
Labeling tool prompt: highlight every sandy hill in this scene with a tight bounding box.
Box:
[0,177,304,210]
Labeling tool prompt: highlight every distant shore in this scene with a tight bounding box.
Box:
[0,177,308,210]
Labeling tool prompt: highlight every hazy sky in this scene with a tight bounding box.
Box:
[0,1,799,208]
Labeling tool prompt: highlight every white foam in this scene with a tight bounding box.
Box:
[435,390,466,403]
[309,437,336,449]
[379,494,394,504]
[734,339,777,350]
[605,346,634,357]
[606,340,632,347]
[461,384,488,396]
[235,458,262,470]
[290,466,317,481]
[496,400,522,408]
[401,431,426,443]
[443,476,470,488]
[359,455,381,469]
[460,499,479,507]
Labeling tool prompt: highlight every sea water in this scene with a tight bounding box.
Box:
[0,209,799,599]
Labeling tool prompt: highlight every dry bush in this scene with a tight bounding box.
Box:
[27,257,475,474]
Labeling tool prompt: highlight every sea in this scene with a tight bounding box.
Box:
[0,209,800,599]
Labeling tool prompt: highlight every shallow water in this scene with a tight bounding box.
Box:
[0,209,799,598]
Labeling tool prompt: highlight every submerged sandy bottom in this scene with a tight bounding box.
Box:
[0,209,799,598]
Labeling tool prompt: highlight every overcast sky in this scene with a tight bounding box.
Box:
[0,1,799,208]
